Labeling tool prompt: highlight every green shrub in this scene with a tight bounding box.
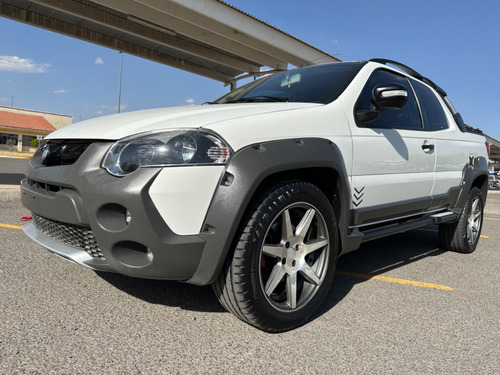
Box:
[30,138,39,148]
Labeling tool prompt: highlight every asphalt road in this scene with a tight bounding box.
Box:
[0,156,28,185]
[1,159,499,374]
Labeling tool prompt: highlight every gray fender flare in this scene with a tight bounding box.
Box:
[453,156,489,213]
[187,138,351,285]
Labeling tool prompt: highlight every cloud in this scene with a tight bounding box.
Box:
[53,89,68,94]
[0,56,51,73]
[95,57,104,65]
[185,98,195,105]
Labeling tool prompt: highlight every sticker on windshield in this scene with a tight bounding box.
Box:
[281,73,301,88]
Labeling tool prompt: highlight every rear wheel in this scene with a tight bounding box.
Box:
[213,181,338,332]
[439,187,484,253]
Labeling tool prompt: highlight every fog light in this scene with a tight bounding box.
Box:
[97,204,129,231]
[112,241,152,267]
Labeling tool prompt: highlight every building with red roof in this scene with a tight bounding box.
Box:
[0,106,71,152]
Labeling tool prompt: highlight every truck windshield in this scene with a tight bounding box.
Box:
[213,62,365,105]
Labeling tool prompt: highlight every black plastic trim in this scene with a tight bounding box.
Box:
[360,212,457,243]
[350,196,432,227]
[452,157,489,213]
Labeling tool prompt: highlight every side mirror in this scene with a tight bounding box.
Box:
[355,83,409,126]
[372,83,408,110]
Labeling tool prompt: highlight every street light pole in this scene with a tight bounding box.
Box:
[118,52,123,113]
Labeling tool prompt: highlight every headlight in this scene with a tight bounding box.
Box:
[102,129,232,176]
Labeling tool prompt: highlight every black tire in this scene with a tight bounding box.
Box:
[213,180,338,332]
[439,187,484,253]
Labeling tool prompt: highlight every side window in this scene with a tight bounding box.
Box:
[355,69,422,130]
[410,79,449,131]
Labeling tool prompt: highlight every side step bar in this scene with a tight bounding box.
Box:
[357,211,458,243]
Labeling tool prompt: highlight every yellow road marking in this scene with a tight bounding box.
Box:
[336,270,453,291]
[0,154,31,159]
[484,217,500,221]
[0,223,22,230]
[418,228,489,239]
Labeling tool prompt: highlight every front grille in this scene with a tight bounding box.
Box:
[26,178,66,193]
[37,140,93,166]
[32,214,105,260]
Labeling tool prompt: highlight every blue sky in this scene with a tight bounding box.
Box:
[0,0,499,139]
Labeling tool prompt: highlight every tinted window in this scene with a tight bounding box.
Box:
[214,62,365,104]
[410,79,449,131]
[355,69,422,130]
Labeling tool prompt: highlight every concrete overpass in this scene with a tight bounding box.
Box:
[0,0,340,88]
[485,134,500,166]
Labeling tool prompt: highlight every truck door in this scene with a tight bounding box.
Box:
[349,69,436,225]
[409,78,466,208]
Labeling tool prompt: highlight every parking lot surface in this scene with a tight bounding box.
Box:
[1,180,499,374]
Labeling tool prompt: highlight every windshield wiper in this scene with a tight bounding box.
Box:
[227,95,288,103]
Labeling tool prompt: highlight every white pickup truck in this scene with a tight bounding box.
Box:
[21,59,489,332]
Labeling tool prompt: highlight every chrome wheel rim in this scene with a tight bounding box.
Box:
[467,196,482,246]
[259,202,329,311]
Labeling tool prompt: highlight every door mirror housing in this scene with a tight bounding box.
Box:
[355,83,409,126]
[372,83,408,110]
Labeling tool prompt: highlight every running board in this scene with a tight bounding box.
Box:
[355,211,458,243]
[429,211,458,223]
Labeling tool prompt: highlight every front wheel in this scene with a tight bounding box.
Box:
[213,181,338,332]
[439,186,484,253]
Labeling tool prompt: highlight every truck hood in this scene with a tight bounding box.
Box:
[47,103,321,141]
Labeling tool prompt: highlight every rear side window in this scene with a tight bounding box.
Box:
[410,79,449,131]
[354,69,422,130]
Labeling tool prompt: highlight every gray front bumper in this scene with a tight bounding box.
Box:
[21,142,206,281]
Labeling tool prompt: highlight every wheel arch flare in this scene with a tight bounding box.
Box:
[188,137,351,285]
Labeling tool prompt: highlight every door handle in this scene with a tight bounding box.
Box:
[422,142,435,151]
